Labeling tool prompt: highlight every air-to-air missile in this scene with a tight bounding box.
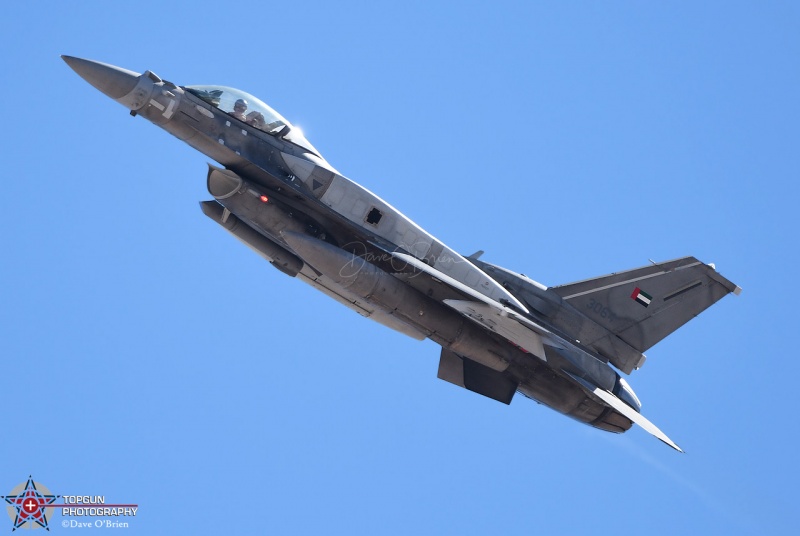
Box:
[63,56,741,451]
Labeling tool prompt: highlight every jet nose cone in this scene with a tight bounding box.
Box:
[62,56,141,100]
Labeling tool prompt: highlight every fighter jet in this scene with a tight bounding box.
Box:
[63,56,741,452]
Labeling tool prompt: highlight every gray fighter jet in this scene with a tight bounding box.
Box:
[63,56,741,451]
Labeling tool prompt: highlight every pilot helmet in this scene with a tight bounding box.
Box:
[234,99,248,110]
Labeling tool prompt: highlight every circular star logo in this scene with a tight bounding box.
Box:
[2,477,59,531]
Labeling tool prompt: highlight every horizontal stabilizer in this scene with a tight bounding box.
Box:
[564,371,683,452]
[438,349,518,404]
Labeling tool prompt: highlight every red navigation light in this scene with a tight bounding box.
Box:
[260,195,269,203]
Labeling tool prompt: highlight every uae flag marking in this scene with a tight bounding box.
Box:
[631,287,652,307]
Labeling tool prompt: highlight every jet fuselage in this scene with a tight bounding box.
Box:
[64,56,741,451]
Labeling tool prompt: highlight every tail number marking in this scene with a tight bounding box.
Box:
[586,298,618,323]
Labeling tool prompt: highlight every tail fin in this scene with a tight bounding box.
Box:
[551,257,740,373]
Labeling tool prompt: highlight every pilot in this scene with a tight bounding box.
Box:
[230,99,248,121]
[246,111,266,129]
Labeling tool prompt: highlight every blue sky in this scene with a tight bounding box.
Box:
[2,1,798,534]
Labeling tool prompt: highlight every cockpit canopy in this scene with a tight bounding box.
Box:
[184,85,320,157]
